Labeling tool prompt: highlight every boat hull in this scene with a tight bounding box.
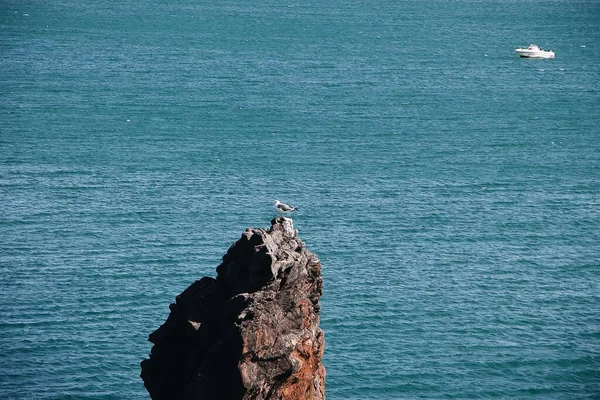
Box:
[515,49,555,58]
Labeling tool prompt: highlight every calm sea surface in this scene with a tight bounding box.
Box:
[1,0,599,398]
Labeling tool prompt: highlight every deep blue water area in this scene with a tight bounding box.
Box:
[1,0,599,398]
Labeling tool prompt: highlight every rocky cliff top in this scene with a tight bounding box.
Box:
[141,217,325,400]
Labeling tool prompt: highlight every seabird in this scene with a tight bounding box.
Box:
[273,200,298,215]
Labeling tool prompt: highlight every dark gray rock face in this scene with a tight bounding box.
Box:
[141,218,325,400]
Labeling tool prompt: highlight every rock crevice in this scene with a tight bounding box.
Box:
[141,218,325,400]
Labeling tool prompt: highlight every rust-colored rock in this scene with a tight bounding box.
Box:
[141,217,325,400]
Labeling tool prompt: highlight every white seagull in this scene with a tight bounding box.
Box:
[273,200,299,215]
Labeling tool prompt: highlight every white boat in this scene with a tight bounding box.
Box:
[515,44,555,58]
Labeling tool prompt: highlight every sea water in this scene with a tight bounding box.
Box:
[1,0,599,398]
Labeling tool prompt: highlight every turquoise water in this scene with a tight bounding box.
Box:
[1,0,599,398]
